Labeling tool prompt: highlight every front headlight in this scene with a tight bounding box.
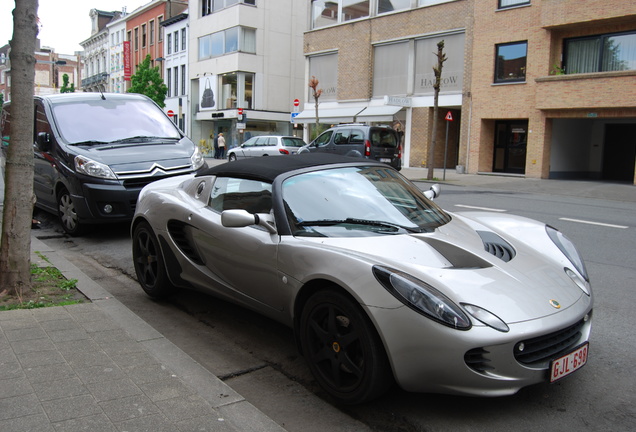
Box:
[373,266,471,330]
[74,155,117,179]
[546,225,589,281]
[191,145,205,170]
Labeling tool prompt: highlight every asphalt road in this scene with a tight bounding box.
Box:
[30,182,636,432]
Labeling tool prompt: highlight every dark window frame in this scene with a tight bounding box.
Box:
[498,0,530,9]
[494,41,528,84]
[563,30,636,74]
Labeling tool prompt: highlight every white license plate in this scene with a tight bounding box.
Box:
[379,158,391,163]
[550,343,589,383]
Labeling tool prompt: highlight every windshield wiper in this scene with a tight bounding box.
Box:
[69,140,112,146]
[108,136,180,144]
[297,218,422,233]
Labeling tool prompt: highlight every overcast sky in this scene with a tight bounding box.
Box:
[1,1,151,54]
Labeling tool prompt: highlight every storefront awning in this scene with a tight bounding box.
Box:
[293,107,365,124]
[355,105,401,122]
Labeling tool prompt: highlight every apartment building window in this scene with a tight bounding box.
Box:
[308,53,338,101]
[220,72,254,109]
[150,20,155,45]
[198,27,256,60]
[378,0,410,15]
[181,64,186,95]
[498,0,530,9]
[342,1,369,21]
[181,28,186,50]
[167,33,172,54]
[373,41,409,96]
[564,31,636,74]
[494,41,527,83]
[158,16,163,41]
[134,28,139,51]
[142,24,147,48]
[167,68,172,97]
[202,0,254,16]
[174,31,179,53]
[174,66,179,96]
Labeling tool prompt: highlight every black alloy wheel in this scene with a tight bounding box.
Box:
[132,221,174,298]
[300,289,393,404]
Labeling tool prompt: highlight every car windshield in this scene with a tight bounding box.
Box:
[281,137,306,148]
[50,98,181,144]
[282,166,451,237]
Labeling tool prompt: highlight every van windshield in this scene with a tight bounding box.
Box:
[51,98,181,144]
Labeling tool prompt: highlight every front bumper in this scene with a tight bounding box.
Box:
[368,299,593,396]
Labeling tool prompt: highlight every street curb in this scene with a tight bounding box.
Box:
[30,235,288,432]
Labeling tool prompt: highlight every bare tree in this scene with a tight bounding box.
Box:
[0,0,38,294]
[308,76,322,139]
[427,40,447,181]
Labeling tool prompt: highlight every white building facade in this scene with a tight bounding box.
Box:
[189,0,308,150]
[161,11,189,135]
[107,19,127,93]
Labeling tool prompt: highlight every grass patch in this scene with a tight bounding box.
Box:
[0,253,87,311]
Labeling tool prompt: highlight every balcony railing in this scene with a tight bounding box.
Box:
[81,72,109,88]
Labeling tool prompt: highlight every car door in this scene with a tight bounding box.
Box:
[308,130,334,154]
[333,128,365,157]
[196,176,282,310]
[32,100,58,210]
[236,137,257,158]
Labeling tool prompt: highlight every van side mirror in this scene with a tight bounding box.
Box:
[36,132,51,152]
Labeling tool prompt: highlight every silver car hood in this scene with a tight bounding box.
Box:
[298,213,587,324]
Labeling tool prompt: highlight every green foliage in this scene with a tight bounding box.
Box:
[127,54,168,107]
[0,93,4,106]
[60,73,75,93]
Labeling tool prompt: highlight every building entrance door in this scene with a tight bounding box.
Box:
[493,120,527,174]
[603,124,636,182]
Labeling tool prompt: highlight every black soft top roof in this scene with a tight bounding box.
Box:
[197,153,383,183]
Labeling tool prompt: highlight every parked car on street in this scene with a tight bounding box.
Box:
[132,153,592,404]
[0,93,206,235]
[299,124,402,170]
[227,135,306,161]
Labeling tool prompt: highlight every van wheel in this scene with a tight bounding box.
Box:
[57,187,84,236]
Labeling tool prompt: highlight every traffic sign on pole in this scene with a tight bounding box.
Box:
[445,111,453,121]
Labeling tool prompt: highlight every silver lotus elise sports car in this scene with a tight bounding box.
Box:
[132,154,592,404]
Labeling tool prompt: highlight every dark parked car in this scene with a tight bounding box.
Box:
[0,93,206,235]
[299,124,401,170]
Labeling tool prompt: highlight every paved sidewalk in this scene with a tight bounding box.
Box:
[0,236,287,432]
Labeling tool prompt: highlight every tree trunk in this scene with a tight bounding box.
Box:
[0,0,39,294]
[427,41,446,181]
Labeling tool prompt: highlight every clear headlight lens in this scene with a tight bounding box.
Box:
[74,155,117,179]
[191,145,205,170]
[461,304,509,332]
[546,226,589,281]
[373,266,471,330]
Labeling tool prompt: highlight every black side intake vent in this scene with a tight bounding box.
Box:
[167,220,205,266]
[477,231,516,262]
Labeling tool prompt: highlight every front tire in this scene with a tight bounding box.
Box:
[228,153,237,161]
[57,186,85,236]
[300,289,393,404]
[132,221,175,298]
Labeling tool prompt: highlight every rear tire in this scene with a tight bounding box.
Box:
[300,289,393,404]
[132,221,175,298]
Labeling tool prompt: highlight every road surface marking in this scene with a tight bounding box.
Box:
[559,217,628,229]
[454,204,507,212]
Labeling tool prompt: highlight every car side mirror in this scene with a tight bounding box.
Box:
[36,132,52,152]
[423,184,440,200]
[221,209,277,233]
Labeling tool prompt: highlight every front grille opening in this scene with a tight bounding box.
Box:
[465,348,494,374]
[514,319,585,366]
